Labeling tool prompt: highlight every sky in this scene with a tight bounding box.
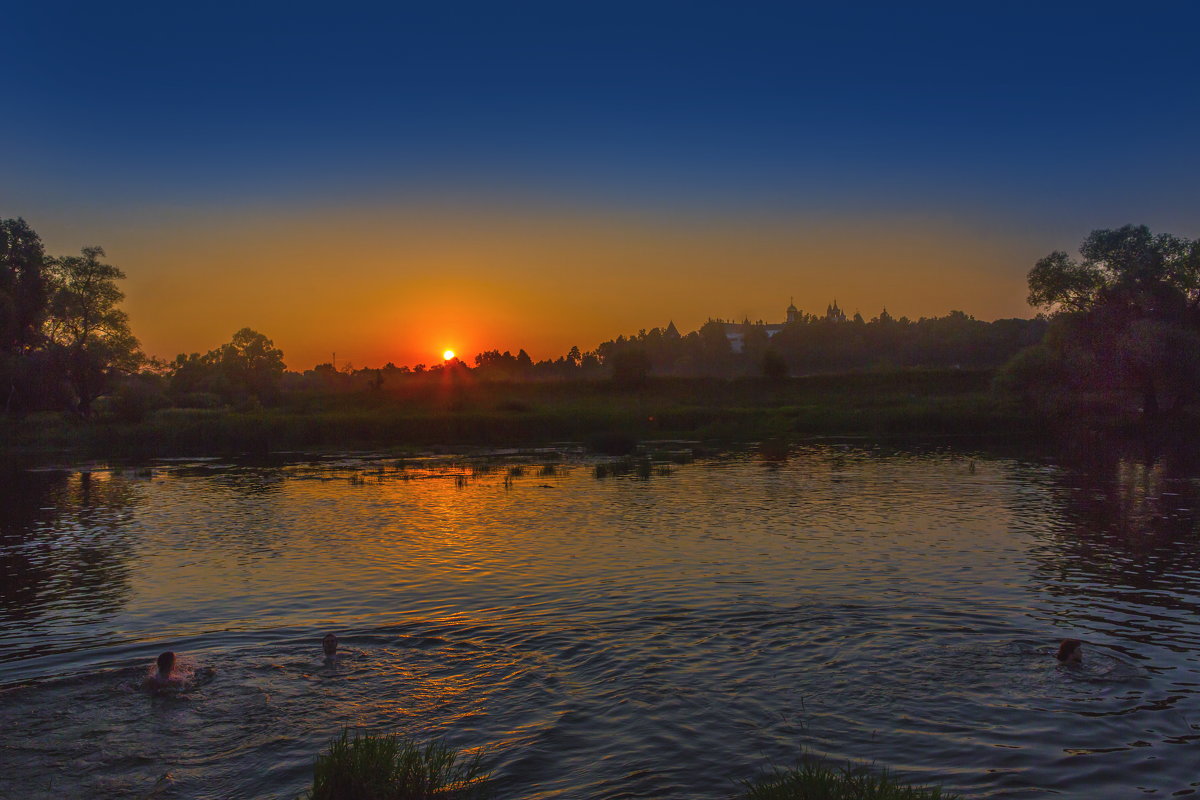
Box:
[4,1,1199,369]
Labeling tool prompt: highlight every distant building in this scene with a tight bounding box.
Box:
[718,299,842,353]
[717,299,795,353]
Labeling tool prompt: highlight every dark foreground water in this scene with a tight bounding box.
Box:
[2,444,1199,799]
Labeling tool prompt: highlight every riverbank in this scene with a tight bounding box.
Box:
[2,369,1042,459]
[305,729,961,799]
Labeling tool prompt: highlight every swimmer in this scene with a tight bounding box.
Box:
[144,651,183,691]
[1056,638,1082,664]
[322,633,338,659]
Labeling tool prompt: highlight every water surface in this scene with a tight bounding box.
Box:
[2,445,1199,798]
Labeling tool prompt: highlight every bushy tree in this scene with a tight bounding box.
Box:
[1006,224,1200,415]
[44,246,142,415]
[609,347,651,387]
[762,348,788,381]
[214,327,286,404]
[0,218,48,355]
[168,328,286,406]
[1,219,49,412]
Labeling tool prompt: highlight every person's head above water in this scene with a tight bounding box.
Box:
[322,633,338,656]
[1056,638,1082,663]
[156,651,176,675]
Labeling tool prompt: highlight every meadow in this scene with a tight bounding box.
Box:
[4,369,1041,459]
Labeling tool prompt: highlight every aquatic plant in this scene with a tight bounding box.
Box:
[307,730,492,800]
[741,761,960,800]
[607,458,633,477]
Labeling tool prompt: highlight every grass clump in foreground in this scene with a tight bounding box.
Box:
[307,730,492,800]
[742,761,961,800]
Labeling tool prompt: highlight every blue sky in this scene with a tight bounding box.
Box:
[4,1,1199,366]
[8,1,1198,224]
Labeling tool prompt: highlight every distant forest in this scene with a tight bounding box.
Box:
[7,217,1197,428]
[2,215,1048,417]
[395,308,1047,386]
[0,214,1077,420]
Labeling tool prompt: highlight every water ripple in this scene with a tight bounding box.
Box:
[2,446,1200,798]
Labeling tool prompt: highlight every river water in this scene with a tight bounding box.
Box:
[2,444,1199,799]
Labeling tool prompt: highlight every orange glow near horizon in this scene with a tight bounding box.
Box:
[36,204,1048,371]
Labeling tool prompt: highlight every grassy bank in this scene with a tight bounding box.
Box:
[307,731,491,800]
[742,762,961,799]
[3,370,1041,459]
[304,731,961,799]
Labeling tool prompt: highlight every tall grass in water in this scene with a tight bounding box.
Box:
[741,761,960,800]
[308,730,492,800]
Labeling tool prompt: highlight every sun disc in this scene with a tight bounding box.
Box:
[443,349,455,361]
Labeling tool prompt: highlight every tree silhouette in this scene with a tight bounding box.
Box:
[1,219,49,412]
[0,218,47,356]
[44,247,142,415]
[166,328,285,406]
[609,347,650,387]
[1007,225,1200,415]
[214,328,286,404]
[762,348,788,381]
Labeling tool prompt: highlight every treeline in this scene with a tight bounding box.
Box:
[9,212,1118,424]
[591,311,1046,381]
[288,310,1047,394]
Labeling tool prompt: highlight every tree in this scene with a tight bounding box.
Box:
[211,328,286,404]
[515,348,533,376]
[762,348,788,381]
[44,246,142,415]
[166,328,287,405]
[740,323,771,371]
[1012,225,1200,415]
[1,219,50,412]
[0,218,48,355]
[1028,225,1200,314]
[609,347,650,387]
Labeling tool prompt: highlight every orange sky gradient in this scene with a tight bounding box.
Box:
[33,204,1049,371]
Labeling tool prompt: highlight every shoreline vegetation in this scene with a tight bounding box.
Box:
[3,369,1052,460]
[7,220,1198,463]
[6,365,1189,464]
[306,730,961,800]
[308,731,491,800]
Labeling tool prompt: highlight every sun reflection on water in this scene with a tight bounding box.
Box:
[2,446,1200,799]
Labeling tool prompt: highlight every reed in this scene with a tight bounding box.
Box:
[741,761,960,800]
[307,730,491,800]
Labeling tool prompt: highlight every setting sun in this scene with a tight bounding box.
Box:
[443,349,456,361]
